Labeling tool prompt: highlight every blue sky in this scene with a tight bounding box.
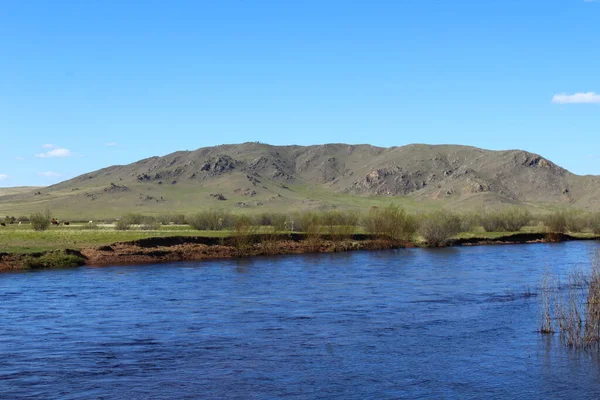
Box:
[1,0,598,186]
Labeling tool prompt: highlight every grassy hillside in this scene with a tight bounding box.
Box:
[1,142,599,219]
[0,186,42,197]
[0,182,439,220]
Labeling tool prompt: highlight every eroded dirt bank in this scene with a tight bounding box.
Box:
[1,233,598,271]
[81,237,401,266]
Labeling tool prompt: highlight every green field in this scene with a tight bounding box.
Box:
[0,224,229,253]
[2,204,598,254]
[0,222,561,254]
[0,182,446,221]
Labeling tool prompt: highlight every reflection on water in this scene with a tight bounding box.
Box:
[2,241,600,399]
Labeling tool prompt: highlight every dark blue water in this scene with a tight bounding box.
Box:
[2,241,600,399]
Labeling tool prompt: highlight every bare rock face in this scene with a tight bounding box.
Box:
[200,155,239,175]
[245,155,294,181]
[234,188,257,197]
[104,183,131,193]
[520,154,554,169]
[136,173,152,182]
[138,194,164,203]
[247,155,271,170]
[349,167,431,196]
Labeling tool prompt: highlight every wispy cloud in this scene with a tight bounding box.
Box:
[42,144,57,149]
[552,92,600,104]
[105,142,118,147]
[35,147,74,158]
[15,156,24,161]
[37,171,61,177]
[0,174,8,181]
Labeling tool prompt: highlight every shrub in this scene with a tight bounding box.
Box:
[186,210,234,231]
[139,218,160,230]
[231,215,259,256]
[418,211,462,247]
[296,212,324,251]
[481,208,531,232]
[30,209,52,231]
[156,214,170,225]
[271,214,288,232]
[115,214,159,230]
[458,213,481,233]
[156,213,186,225]
[481,212,504,232]
[120,213,145,225]
[544,211,567,233]
[564,210,587,233]
[480,212,505,232]
[115,218,131,231]
[321,210,359,240]
[186,213,209,230]
[589,213,600,235]
[363,208,384,235]
[364,205,417,242]
[503,208,532,232]
[17,216,30,222]
[255,212,288,231]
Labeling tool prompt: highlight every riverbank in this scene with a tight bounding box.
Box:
[1,232,598,272]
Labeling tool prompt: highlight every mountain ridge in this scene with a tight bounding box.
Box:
[2,143,599,218]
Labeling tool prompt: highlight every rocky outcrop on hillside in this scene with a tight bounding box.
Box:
[14,142,600,211]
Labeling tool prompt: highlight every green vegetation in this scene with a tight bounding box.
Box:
[458,213,481,233]
[251,212,287,231]
[589,213,600,235]
[539,254,600,349]
[544,211,568,233]
[0,180,436,221]
[115,213,160,231]
[115,218,131,231]
[231,215,259,256]
[296,212,324,251]
[156,213,186,225]
[481,208,531,232]
[22,251,86,270]
[30,209,52,231]
[186,210,235,230]
[321,210,359,240]
[0,225,228,253]
[364,205,417,243]
[3,143,600,222]
[418,211,462,247]
[3,207,600,257]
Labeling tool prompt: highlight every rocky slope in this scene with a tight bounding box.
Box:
[3,143,600,217]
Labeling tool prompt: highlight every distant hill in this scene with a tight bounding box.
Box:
[0,186,43,197]
[2,143,599,219]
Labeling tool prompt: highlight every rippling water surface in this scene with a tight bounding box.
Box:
[3,241,600,399]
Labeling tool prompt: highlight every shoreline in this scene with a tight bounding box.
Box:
[1,232,598,272]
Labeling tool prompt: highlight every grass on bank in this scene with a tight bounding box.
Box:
[0,225,229,253]
[22,252,87,269]
[3,207,600,254]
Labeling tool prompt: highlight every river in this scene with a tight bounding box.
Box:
[2,241,600,399]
